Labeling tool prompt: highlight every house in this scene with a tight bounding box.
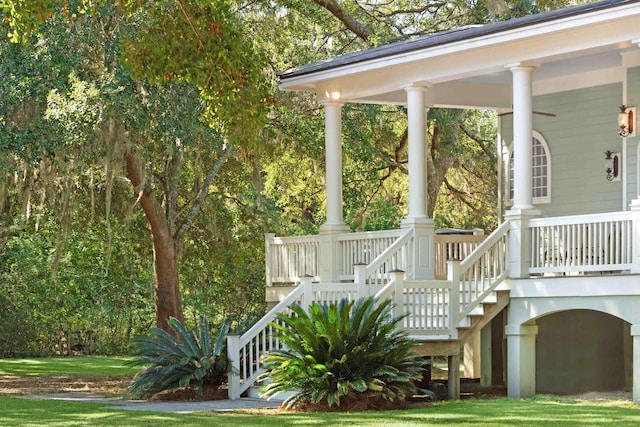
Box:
[227,0,640,404]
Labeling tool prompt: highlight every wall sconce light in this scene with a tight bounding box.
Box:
[604,150,620,181]
[618,105,635,137]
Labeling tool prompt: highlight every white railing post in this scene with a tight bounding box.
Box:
[630,200,640,273]
[227,333,241,400]
[265,232,275,287]
[318,229,349,282]
[447,260,461,337]
[504,210,540,278]
[391,270,405,320]
[354,262,367,298]
[300,275,314,310]
[400,220,435,280]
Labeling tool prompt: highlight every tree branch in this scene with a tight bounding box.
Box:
[312,0,374,42]
[444,177,478,211]
[383,1,447,17]
[174,140,233,242]
[175,0,205,49]
[459,122,496,162]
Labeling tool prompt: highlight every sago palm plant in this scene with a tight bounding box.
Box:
[259,296,425,409]
[129,315,230,399]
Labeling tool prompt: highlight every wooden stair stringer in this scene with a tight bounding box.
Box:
[457,290,510,346]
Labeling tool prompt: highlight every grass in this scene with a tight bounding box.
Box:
[1,396,640,426]
[1,358,639,426]
[0,356,140,376]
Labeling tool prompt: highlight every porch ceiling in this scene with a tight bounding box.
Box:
[279,0,640,110]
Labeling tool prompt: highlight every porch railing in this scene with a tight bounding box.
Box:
[265,234,320,285]
[372,222,509,338]
[434,234,486,279]
[375,274,454,338]
[265,228,484,286]
[457,221,510,321]
[360,227,414,293]
[529,211,633,275]
[339,229,406,278]
[231,223,508,399]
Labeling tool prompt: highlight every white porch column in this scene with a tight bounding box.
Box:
[401,85,434,280]
[404,86,428,220]
[506,64,540,278]
[321,100,347,229]
[632,324,640,404]
[510,65,535,211]
[319,100,350,282]
[506,324,538,398]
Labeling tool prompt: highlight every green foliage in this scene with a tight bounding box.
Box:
[0,214,154,357]
[0,1,269,341]
[129,315,231,399]
[434,109,499,231]
[120,0,270,148]
[260,297,425,409]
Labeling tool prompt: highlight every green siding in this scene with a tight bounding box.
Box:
[501,83,624,217]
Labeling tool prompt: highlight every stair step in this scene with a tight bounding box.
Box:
[457,290,510,344]
[468,306,484,317]
[481,293,497,304]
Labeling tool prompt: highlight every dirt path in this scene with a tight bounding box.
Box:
[0,374,133,396]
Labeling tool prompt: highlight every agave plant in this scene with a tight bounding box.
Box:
[259,296,425,408]
[129,315,230,399]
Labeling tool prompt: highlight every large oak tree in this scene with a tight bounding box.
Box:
[1,0,269,331]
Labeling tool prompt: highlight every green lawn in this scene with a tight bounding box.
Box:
[0,357,140,376]
[1,358,639,426]
[1,396,640,426]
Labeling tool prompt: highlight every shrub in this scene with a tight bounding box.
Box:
[260,297,425,409]
[129,315,230,399]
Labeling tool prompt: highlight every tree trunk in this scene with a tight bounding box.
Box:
[427,124,455,217]
[151,226,184,330]
[124,146,184,331]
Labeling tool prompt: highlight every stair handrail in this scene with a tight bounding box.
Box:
[457,220,510,322]
[364,227,414,282]
[373,274,396,301]
[227,279,307,400]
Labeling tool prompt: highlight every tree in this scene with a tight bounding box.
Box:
[1,0,270,332]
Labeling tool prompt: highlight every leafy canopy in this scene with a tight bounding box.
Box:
[1,0,270,147]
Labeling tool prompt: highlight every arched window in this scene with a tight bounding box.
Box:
[509,130,551,204]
